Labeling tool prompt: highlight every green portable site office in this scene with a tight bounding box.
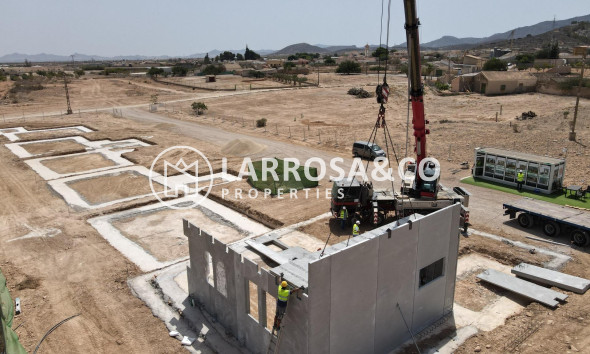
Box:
[473,147,566,194]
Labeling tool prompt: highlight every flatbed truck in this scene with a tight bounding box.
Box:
[503,198,590,247]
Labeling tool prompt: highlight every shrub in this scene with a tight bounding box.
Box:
[336,60,361,74]
[434,81,449,90]
[256,118,267,127]
[191,101,208,115]
[348,87,372,98]
[348,87,362,95]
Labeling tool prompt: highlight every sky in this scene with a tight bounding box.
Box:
[1,0,589,57]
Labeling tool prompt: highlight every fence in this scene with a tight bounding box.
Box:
[164,103,408,158]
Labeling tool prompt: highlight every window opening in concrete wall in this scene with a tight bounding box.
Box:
[216,261,227,297]
[205,251,214,287]
[419,258,445,287]
[248,280,259,322]
[265,291,277,330]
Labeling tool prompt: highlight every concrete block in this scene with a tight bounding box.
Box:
[477,269,568,308]
[512,263,590,294]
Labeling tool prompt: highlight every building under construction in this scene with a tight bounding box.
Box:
[185,204,462,353]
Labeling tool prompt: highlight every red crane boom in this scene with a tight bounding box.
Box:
[403,0,435,198]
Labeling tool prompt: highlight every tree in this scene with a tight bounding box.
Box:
[371,46,388,61]
[201,64,226,76]
[236,53,244,61]
[483,58,507,71]
[219,51,236,61]
[203,53,211,64]
[336,60,361,75]
[399,63,408,77]
[423,63,435,79]
[283,62,296,71]
[172,66,188,76]
[147,67,165,77]
[191,101,208,115]
[536,42,559,59]
[244,46,261,60]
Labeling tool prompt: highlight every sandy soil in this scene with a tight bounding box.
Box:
[112,208,246,262]
[21,139,87,155]
[162,75,290,90]
[41,153,116,174]
[0,76,195,116]
[67,171,156,205]
[164,73,589,185]
[15,128,89,141]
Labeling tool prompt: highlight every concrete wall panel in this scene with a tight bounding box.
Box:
[308,256,332,354]
[412,206,454,333]
[444,205,461,312]
[329,238,379,354]
[374,223,419,353]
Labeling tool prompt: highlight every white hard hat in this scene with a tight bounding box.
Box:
[356,221,360,225]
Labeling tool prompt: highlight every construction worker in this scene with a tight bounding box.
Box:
[516,169,525,191]
[352,220,360,237]
[274,281,301,330]
[339,206,348,229]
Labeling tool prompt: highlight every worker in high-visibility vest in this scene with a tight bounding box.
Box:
[274,281,302,330]
[352,220,360,237]
[516,169,525,191]
[339,206,348,229]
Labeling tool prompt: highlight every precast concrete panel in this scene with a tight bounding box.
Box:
[329,238,379,354]
[412,207,452,332]
[444,205,461,312]
[308,257,332,354]
[374,223,419,353]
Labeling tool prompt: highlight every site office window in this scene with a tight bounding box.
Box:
[419,258,445,288]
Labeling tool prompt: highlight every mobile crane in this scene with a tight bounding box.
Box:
[330,0,470,229]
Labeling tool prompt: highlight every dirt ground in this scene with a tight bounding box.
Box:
[0,76,195,116]
[67,171,156,205]
[112,208,246,262]
[0,73,589,353]
[21,139,87,156]
[41,153,116,174]
[163,73,589,186]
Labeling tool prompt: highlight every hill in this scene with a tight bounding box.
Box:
[272,43,360,56]
[415,13,590,49]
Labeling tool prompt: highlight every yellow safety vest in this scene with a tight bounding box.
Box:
[340,209,348,219]
[352,224,360,236]
[517,172,524,182]
[278,285,290,302]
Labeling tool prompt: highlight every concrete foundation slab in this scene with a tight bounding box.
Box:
[511,263,590,294]
[89,195,269,272]
[0,125,93,142]
[477,269,568,308]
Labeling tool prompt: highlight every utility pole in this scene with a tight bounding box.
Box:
[570,46,588,141]
[63,73,73,115]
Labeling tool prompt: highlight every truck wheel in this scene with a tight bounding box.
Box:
[571,230,590,247]
[517,213,533,228]
[542,221,560,237]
